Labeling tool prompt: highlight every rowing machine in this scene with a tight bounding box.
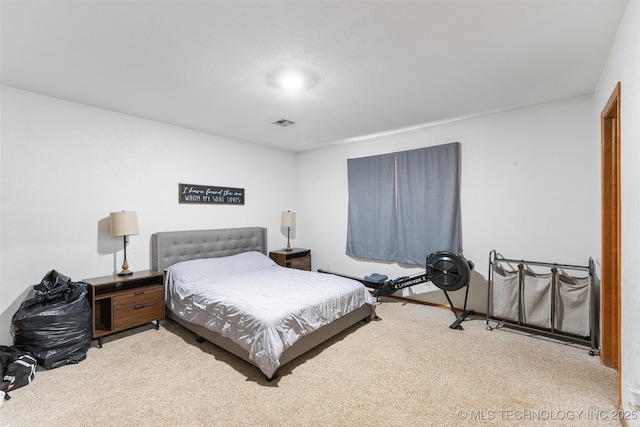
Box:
[369,251,475,330]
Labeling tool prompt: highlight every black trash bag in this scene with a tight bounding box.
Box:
[33,269,74,302]
[1,345,36,397]
[11,270,92,370]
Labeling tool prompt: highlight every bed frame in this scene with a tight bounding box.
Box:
[151,227,374,380]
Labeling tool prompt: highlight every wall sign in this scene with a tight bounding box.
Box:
[179,183,245,205]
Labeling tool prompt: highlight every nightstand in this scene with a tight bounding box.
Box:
[84,270,165,347]
[269,248,311,271]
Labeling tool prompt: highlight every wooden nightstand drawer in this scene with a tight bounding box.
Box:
[114,301,165,331]
[289,257,311,270]
[113,285,163,310]
[269,248,311,271]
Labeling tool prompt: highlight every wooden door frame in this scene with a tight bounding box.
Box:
[600,82,621,402]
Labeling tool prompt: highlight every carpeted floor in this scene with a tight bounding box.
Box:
[0,300,618,426]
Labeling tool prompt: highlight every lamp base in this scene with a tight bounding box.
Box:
[118,259,133,276]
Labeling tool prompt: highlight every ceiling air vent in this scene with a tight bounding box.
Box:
[273,119,295,127]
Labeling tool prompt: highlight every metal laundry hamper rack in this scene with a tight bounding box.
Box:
[486,250,598,355]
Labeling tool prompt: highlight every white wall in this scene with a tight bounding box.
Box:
[594,0,640,422]
[297,96,597,312]
[0,86,296,345]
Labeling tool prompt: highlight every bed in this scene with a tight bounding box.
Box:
[151,227,376,380]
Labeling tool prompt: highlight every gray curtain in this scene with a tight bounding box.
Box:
[396,143,461,264]
[346,152,397,261]
[346,142,462,265]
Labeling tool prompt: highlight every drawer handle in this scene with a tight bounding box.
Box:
[134,290,145,295]
[134,304,147,309]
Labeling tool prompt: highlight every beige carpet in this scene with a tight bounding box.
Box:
[0,300,618,427]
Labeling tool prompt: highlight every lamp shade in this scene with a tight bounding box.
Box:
[109,211,139,237]
[281,211,296,228]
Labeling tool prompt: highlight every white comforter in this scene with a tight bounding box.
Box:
[165,251,376,377]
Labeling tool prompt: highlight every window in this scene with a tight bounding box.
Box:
[346,142,461,266]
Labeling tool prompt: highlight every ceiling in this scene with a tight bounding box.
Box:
[0,1,628,152]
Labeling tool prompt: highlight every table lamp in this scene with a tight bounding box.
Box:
[281,210,296,251]
[109,211,139,275]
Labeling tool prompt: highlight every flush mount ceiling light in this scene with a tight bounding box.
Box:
[267,67,318,91]
[280,71,305,91]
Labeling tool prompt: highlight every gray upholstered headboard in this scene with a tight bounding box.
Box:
[152,227,268,272]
